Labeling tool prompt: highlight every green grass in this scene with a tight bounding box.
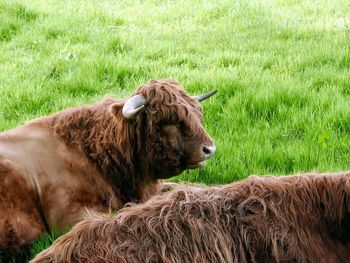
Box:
[1,0,349,259]
[30,230,63,259]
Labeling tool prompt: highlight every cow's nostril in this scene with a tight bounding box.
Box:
[203,146,211,155]
[203,145,216,159]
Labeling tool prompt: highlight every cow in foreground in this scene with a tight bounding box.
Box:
[32,172,350,263]
[0,79,216,258]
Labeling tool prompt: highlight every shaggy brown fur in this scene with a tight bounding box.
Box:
[43,79,213,203]
[0,80,215,259]
[32,172,350,263]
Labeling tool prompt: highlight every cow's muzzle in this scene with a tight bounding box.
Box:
[203,145,216,160]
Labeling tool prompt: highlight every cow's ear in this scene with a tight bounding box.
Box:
[109,102,124,117]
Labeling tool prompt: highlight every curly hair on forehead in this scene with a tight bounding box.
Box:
[136,79,203,124]
[32,172,350,263]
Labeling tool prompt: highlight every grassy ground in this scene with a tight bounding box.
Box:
[1,0,350,259]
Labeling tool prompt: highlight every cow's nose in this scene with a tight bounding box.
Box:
[203,145,216,159]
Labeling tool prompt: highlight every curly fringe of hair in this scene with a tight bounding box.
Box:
[32,172,350,263]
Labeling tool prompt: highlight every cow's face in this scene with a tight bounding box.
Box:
[122,80,216,179]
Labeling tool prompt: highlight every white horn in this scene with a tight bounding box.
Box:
[122,94,147,119]
[192,90,217,102]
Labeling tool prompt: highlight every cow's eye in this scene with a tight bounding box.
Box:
[162,124,179,136]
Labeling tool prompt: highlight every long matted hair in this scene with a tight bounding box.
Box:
[32,172,350,263]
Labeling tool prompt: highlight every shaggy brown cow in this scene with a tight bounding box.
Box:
[0,79,216,259]
[32,172,350,263]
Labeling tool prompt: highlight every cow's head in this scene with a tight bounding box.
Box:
[113,80,216,179]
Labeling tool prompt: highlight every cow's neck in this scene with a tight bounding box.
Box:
[40,101,153,204]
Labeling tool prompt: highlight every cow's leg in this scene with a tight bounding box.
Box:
[0,159,46,261]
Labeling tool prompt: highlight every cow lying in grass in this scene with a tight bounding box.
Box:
[32,172,350,263]
[0,79,216,259]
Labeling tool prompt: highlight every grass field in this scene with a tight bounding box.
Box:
[1,0,350,260]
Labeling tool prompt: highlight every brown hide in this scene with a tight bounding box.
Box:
[32,173,350,263]
[0,80,215,257]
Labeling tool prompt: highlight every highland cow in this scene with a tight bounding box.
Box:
[32,172,350,263]
[0,79,216,258]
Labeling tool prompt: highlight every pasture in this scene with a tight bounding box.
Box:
[0,0,349,259]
